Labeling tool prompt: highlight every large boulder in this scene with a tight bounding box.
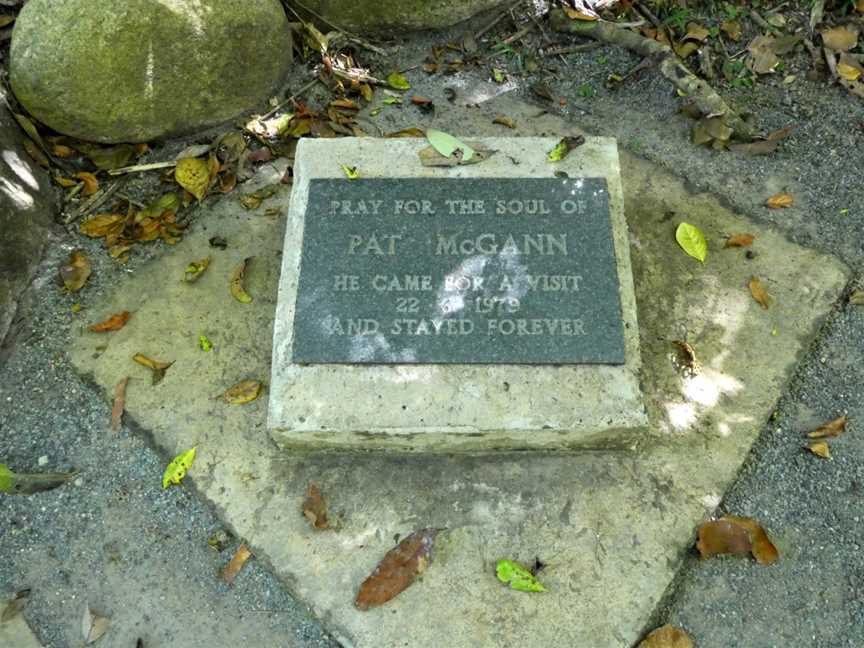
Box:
[9,0,292,143]
[299,0,507,33]
[0,95,57,353]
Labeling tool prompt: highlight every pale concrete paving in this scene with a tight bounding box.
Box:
[68,99,848,647]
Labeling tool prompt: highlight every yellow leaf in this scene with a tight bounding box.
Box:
[80,213,125,238]
[230,257,254,303]
[748,276,772,309]
[493,116,517,129]
[806,441,831,459]
[221,379,263,405]
[638,624,694,648]
[547,135,585,162]
[76,171,99,196]
[132,353,174,385]
[387,72,411,90]
[563,6,598,21]
[821,25,858,52]
[59,250,91,292]
[766,192,794,208]
[54,175,78,188]
[675,222,708,263]
[806,415,847,439]
[838,61,862,81]
[175,157,210,201]
[184,256,211,282]
[162,446,196,489]
[341,164,360,180]
[52,144,76,158]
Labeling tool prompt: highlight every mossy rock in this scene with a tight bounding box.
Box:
[299,0,507,33]
[10,0,292,143]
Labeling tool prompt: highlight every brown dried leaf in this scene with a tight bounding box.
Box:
[76,171,99,196]
[302,484,329,530]
[385,128,426,138]
[355,527,439,610]
[822,25,858,52]
[766,192,794,208]
[672,340,701,375]
[493,116,517,129]
[80,213,126,238]
[82,605,110,645]
[807,441,831,459]
[724,233,755,248]
[849,290,864,305]
[638,624,694,648]
[111,377,128,432]
[22,138,49,167]
[88,311,130,332]
[222,543,252,585]
[806,415,847,439]
[1,590,30,622]
[721,19,742,42]
[132,353,173,385]
[697,516,778,564]
[60,250,92,292]
[749,276,772,309]
[221,379,263,405]
[52,144,76,158]
[230,257,254,303]
[748,35,780,75]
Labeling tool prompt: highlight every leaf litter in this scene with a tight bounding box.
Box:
[355,527,440,610]
[88,311,130,332]
[302,484,330,530]
[132,353,174,385]
[223,544,253,585]
[696,516,779,564]
[162,447,196,489]
[220,379,263,405]
[230,257,254,303]
[496,559,547,592]
[638,624,694,648]
[110,377,129,432]
[675,223,708,263]
[82,605,110,645]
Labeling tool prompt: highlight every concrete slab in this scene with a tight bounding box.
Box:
[270,136,646,450]
[70,98,848,648]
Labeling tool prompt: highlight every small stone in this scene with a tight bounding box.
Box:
[37,455,49,466]
[10,0,292,143]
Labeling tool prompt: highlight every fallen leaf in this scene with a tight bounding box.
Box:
[80,213,125,238]
[675,222,708,262]
[110,377,128,432]
[355,528,439,610]
[547,135,586,162]
[721,19,742,41]
[54,175,78,188]
[385,128,426,138]
[692,116,733,148]
[748,276,772,309]
[492,67,506,83]
[223,544,252,584]
[724,233,755,248]
[672,340,702,375]
[175,143,211,160]
[493,116,517,129]
[387,72,411,90]
[79,143,136,170]
[82,605,110,645]
[563,4,599,21]
[426,129,475,162]
[807,441,831,459]
[341,164,360,180]
[199,334,213,352]
[184,257,211,282]
[22,138,49,166]
[88,311,130,332]
[822,25,858,52]
[221,379,263,405]
[52,143,75,158]
[495,559,547,592]
[383,96,402,105]
[411,95,434,107]
[60,250,92,292]
[1,590,31,623]
[697,516,778,564]
[162,447,196,489]
[76,171,99,196]
[246,147,273,164]
[638,624,694,648]
[132,353,174,385]
[748,35,780,74]
[13,113,47,151]
[0,464,77,495]
[418,144,495,167]
[209,236,228,250]
[0,15,15,28]
[302,484,329,530]
[175,157,210,201]
[806,415,847,439]
[230,257,254,303]
[674,22,710,59]
[766,192,794,208]
[239,185,279,210]
[838,61,862,82]
[849,290,864,305]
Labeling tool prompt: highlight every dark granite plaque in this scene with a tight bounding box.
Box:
[291,178,625,364]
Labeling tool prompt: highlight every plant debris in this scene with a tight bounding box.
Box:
[60,250,92,292]
[220,379,263,405]
[223,544,253,585]
[496,559,547,592]
[355,527,439,610]
[81,605,110,645]
[547,135,585,162]
[1,590,31,623]
[110,377,128,432]
[162,447,196,489]
[766,192,794,208]
[230,257,254,303]
[806,415,847,439]
[132,353,174,385]
[696,516,779,564]
[748,276,772,309]
[806,441,831,459]
[0,463,77,495]
[675,222,708,262]
[724,233,755,248]
[184,257,211,282]
[302,483,330,530]
[638,624,694,648]
[88,311,131,332]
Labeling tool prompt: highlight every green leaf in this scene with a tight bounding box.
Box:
[675,222,708,263]
[383,96,402,105]
[162,447,197,489]
[547,135,585,162]
[495,559,547,592]
[199,334,212,352]
[426,129,475,163]
[492,68,506,83]
[0,463,76,495]
[341,164,360,180]
[387,72,411,90]
[0,464,13,493]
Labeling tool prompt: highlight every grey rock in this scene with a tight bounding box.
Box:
[298,0,507,33]
[9,0,292,143]
[0,98,56,353]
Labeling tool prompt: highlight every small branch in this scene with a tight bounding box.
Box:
[475,0,525,40]
[107,161,176,177]
[549,10,753,138]
[541,41,603,56]
[502,22,536,45]
[64,179,124,225]
[259,77,320,121]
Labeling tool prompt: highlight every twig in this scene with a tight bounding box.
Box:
[330,67,385,86]
[259,77,320,121]
[64,179,124,225]
[282,0,387,55]
[502,23,536,45]
[634,1,662,29]
[749,9,775,33]
[549,10,753,138]
[107,161,176,177]
[541,42,603,56]
[475,0,525,40]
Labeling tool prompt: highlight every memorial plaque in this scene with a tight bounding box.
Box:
[291,177,625,364]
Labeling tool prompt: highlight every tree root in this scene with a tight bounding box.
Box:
[548,9,754,139]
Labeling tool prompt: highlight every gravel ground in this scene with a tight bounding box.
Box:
[0,240,337,648]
